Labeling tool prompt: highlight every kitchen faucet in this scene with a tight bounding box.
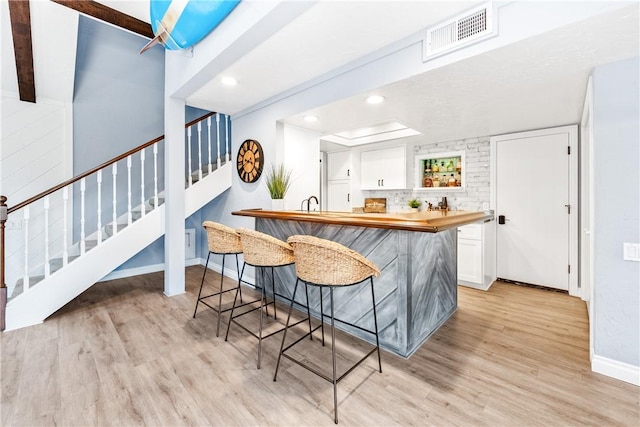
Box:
[301,195,319,212]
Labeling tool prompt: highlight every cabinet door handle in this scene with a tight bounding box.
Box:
[347,193,350,202]
[381,179,384,187]
[347,169,350,177]
[377,179,380,186]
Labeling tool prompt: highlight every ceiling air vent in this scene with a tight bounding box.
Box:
[424,2,494,59]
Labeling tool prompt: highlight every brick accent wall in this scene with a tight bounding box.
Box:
[366,136,491,212]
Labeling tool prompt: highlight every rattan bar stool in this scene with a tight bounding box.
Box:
[225,228,315,369]
[193,221,251,337]
[274,235,382,424]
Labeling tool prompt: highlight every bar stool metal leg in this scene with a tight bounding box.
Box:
[370,277,382,373]
[193,251,212,318]
[304,283,313,341]
[319,287,325,346]
[273,278,300,381]
[215,254,227,336]
[330,288,338,424]
[258,267,267,369]
[235,253,243,304]
[225,262,246,342]
[270,266,277,320]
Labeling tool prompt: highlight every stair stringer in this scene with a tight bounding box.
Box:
[186,162,232,217]
[5,207,164,331]
[5,162,232,331]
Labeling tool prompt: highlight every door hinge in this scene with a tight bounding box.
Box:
[567,146,571,155]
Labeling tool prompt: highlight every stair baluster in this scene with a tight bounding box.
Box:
[97,171,102,244]
[127,156,132,225]
[226,115,230,162]
[208,116,214,173]
[140,149,146,217]
[80,178,86,255]
[112,163,118,236]
[23,206,30,289]
[153,145,159,209]
[216,114,221,166]
[44,196,50,276]
[187,127,193,187]
[62,187,69,265]
[197,122,203,182]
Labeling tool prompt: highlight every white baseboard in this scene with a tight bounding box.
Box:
[203,256,255,286]
[100,258,202,282]
[99,257,256,286]
[592,355,640,386]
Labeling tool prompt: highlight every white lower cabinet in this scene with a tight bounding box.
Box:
[457,221,496,290]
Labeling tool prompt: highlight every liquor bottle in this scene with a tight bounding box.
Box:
[432,160,439,172]
[425,160,431,174]
[440,161,445,172]
[448,174,456,187]
[456,161,462,172]
[447,160,454,172]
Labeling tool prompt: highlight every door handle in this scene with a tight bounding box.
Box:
[498,215,506,224]
[381,179,384,186]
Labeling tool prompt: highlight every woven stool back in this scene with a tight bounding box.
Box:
[236,228,294,267]
[203,221,243,254]
[287,235,380,286]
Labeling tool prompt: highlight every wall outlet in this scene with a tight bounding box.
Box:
[623,243,640,262]
[185,228,196,260]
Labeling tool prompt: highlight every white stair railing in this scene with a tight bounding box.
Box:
[0,112,229,310]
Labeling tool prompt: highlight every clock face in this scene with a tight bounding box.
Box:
[236,139,264,183]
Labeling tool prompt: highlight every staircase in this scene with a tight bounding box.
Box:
[1,113,232,331]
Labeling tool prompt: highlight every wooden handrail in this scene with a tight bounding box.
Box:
[6,112,217,214]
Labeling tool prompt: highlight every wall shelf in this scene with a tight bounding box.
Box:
[414,150,465,191]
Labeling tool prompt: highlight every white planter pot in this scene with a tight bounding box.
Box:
[271,199,284,211]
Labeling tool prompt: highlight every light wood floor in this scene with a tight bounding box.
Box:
[1,266,638,426]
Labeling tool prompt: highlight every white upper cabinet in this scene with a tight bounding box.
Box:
[327,151,352,180]
[360,146,406,190]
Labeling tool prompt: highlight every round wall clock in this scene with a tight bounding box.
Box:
[236,139,264,183]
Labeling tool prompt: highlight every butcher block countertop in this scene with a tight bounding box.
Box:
[232,209,494,233]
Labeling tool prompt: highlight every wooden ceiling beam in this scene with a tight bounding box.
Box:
[51,0,154,39]
[8,0,36,103]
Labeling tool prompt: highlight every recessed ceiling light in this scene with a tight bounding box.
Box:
[304,115,318,122]
[365,95,385,104]
[221,76,237,86]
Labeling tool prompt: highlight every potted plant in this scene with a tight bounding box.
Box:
[407,198,421,212]
[265,163,292,210]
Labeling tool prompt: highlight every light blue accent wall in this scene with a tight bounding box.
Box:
[592,56,640,366]
[73,16,165,241]
[71,17,224,274]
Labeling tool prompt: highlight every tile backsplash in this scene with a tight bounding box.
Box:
[366,136,491,212]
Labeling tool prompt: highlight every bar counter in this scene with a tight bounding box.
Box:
[232,208,493,358]
[233,208,492,232]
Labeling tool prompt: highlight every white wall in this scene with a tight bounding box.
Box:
[0,96,72,295]
[282,123,321,210]
[591,56,639,379]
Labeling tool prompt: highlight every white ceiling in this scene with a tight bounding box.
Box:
[285,4,640,146]
[184,0,482,114]
[3,1,638,149]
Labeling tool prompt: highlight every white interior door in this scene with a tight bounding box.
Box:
[494,129,572,290]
